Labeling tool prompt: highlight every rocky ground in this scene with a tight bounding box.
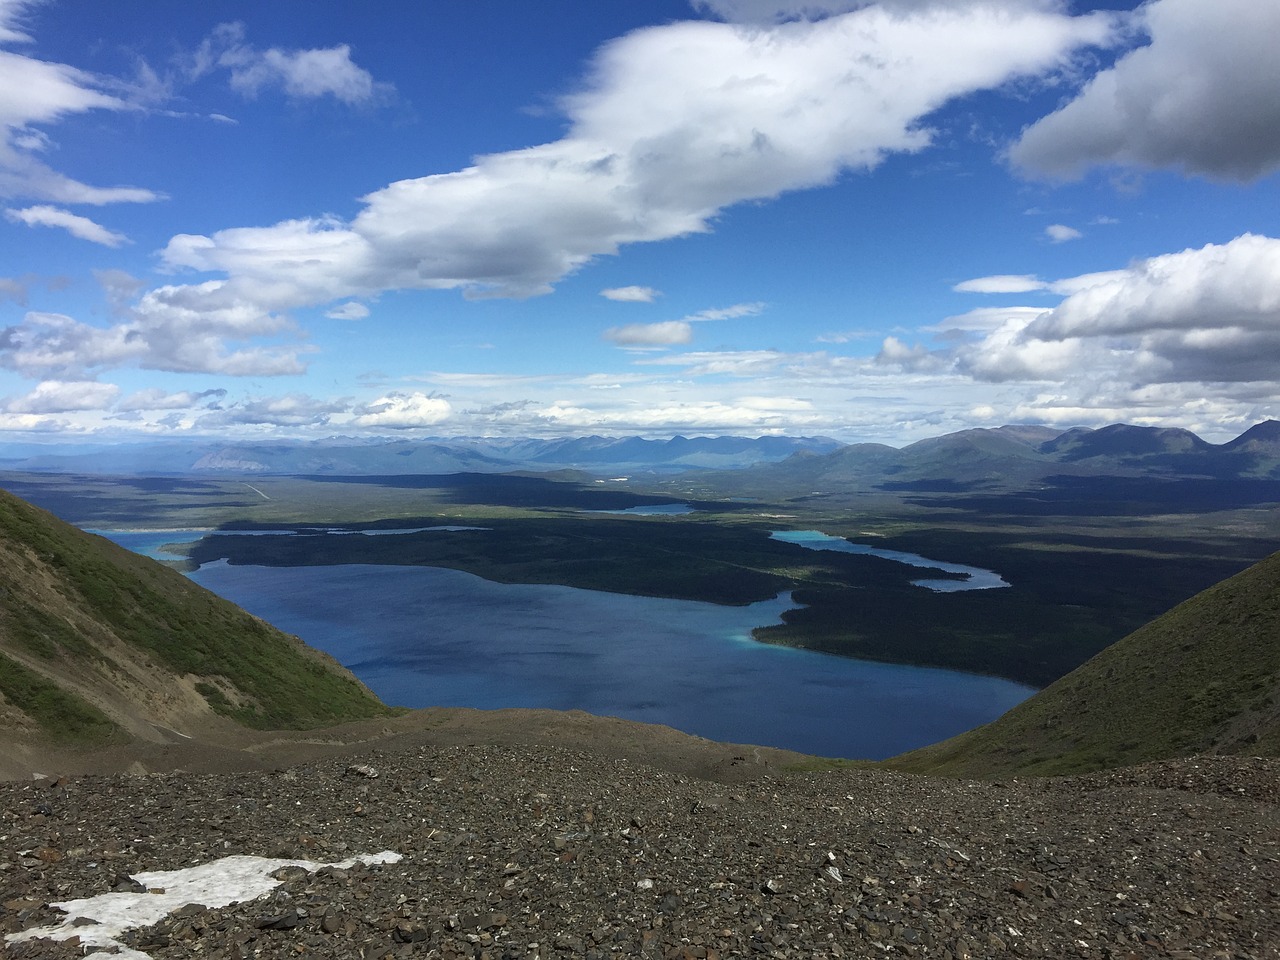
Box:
[1,745,1277,960]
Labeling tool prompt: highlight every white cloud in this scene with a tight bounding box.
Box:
[5,378,119,413]
[603,320,694,348]
[0,0,36,45]
[195,393,349,428]
[325,301,371,320]
[938,234,1280,387]
[352,391,452,429]
[877,335,949,373]
[682,302,766,322]
[188,22,388,105]
[422,371,553,389]
[952,274,1046,294]
[0,5,160,204]
[117,387,227,412]
[954,268,1129,297]
[601,302,762,351]
[0,311,140,376]
[634,349,779,374]
[926,306,1047,334]
[692,0,1062,23]
[601,285,661,302]
[815,328,877,343]
[1028,233,1280,343]
[5,204,128,246]
[153,4,1114,318]
[692,0,865,22]
[952,314,1089,382]
[0,278,309,379]
[474,396,827,434]
[1044,223,1081,243]
[1011,0,1280,181]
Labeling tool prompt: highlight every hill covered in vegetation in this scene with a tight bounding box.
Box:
[887,549,1280,777]
[0,488,391,764]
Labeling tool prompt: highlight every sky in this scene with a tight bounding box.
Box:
[1,0,1279,446]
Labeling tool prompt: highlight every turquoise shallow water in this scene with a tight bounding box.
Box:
[98,528,1034,759]
[770,529,1010,591]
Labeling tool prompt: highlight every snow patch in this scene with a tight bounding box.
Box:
[6,850,402,960]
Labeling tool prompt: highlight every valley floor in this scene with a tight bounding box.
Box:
[2,730,1277,959]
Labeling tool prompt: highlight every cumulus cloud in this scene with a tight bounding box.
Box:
[352,391,452,429]
[1011,0,1280,181]
[154,3,1114,319]
[1044,223,1081,243]
[4,378,119,413]
[5,204,129,246]
[937,234,1280,387]
[194,393,349,429]
[605,301,766,348]
[603,320,694,348]
[1028,233,1280,343]
[187,22,388,105]
[0,280,308,379]
[601,285,661,302]
[0,2,160,204]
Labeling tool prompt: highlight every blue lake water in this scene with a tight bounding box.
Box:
[95,527,1035,759]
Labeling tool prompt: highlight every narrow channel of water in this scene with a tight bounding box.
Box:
[770,529,1010,591]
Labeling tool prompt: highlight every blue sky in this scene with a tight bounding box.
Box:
[1,0,1278,444]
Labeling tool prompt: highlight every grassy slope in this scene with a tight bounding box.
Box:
[887,551,1280,777]
[0,488,391,742]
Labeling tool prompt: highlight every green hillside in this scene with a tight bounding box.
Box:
[0,488,391,746]
[887,550,1280,777]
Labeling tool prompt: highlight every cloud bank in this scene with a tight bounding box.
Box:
[156,4,1114,311]
[1011,0,1280,181]
[926,234,1280,389]
[0,0,159,204]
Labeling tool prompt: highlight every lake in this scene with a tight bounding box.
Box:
[97,527,1034,759]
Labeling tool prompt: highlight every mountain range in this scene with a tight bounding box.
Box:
[0,434,842,477]
[3,423,1279,494]
[674,421,1280,502]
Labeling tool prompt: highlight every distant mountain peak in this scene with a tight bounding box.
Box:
[1223,419,1280,450]
[1040,423,1211,461]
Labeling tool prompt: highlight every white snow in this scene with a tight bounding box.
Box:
[5,850,402,960]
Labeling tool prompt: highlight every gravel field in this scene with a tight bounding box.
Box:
[2,749,1277,959]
